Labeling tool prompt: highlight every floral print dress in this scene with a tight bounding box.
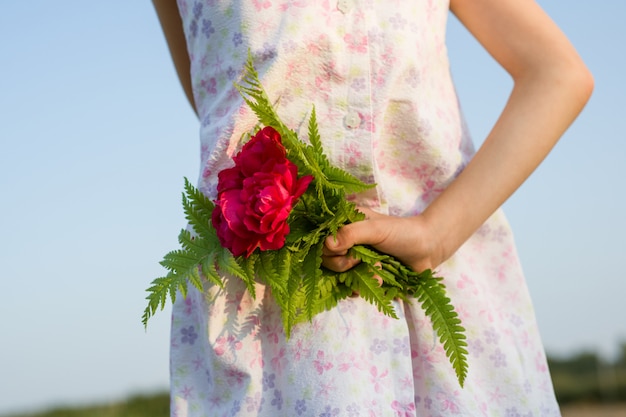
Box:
[169,0,561,416]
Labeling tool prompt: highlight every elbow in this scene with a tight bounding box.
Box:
[555,50,594,106]
[575,64,594,107]
[560,60,594,114]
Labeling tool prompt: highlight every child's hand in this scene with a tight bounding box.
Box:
[321,207,443,274]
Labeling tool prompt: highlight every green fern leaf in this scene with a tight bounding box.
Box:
[413,271,469,387]
[346,263,398,319]
[216,247,250,282]
[307,107,325,166]
[324,165,376,195]
[301,241,324,321]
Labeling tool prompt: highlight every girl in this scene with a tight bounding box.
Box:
[153,0,593,415]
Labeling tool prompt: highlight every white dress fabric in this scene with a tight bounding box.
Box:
[169,1,562,416]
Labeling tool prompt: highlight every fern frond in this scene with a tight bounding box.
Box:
[413,271,469,387]
[307,107,325,165]
[182,197,213,240]
[159,249,201,274]
[142,271,190,329]
[301,241,324,321]
[347,263,398,319]
[183,177,215,215]
[216,248,250,283]
[324,165,375,194]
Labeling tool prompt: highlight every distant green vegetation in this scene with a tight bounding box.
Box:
[4,345,626,417]
[4,393,169,417]
[549,343,626,404]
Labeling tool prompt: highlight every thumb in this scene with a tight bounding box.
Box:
[324,220,380,254]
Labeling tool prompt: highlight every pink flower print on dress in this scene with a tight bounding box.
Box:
[344,33,368,53]
[318,379,337,398]
[270,347,288,375]
[290,339,311,362]
[369,365,389,393]
[214,335,242,356]
[436,391,461,414]
[180,385,194,400]
[313,350,334,375]
[391,400,416,417]
[279,0,307,12]
[360,113,376,133]
[457,273,478,295]
[225,368,248,387]
[252,0,271,12]
[262,322,283,344]
[342,142,363,167]
[337,351,365,373]
[535,351,549,373]
[488,386,506,404]
[183,296,195,315]
[249,342,265,369]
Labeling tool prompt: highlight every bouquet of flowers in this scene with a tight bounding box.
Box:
[142,56,468,386]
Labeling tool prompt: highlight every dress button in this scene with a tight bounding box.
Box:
[344,111,361,129]
[337,0,352,14]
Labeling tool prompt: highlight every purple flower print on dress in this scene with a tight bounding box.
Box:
[319,405,341,417]
[232,32,243,47]
[351,78,365,91]
[201,19,215,39]
[505,407,522,417]
[295,399,307,416]
[405,68,421,88]
[510,314,524,327]
[389,13,408,30]
[271,389,283,410]
[201,77,217,95]
[192,2,202,19]
[180,325,198,345]
[393,336,410,356]
[370,338,388,355]
[245,392,265,413]
[423,396,433,410]
[201,113,211,127]
[490,348,508,368]
[523,379,532,394]
[259,43,277,62]
[262,371,276,391]
[204,369,214,387]
[468,338,485,358]
[484,327,500,344]
[189,20,198,38]
[346,403,361,417]
[229,400,241,416]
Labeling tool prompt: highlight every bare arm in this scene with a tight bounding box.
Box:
[323,0,593,273]
[152,0,197,115]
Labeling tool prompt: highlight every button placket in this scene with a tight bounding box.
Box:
[343,110,362,130]
[339,3,382,208]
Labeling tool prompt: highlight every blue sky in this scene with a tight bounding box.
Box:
[0,1,624,414]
